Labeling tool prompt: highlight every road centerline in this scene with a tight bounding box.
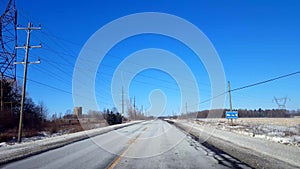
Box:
[106,126,148,169]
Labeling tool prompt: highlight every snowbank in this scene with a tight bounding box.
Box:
[0,121,143,165]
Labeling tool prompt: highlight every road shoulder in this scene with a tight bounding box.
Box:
[167,120,299,169]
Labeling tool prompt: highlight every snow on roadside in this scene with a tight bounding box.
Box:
[171,119,300,168]
[0,142,7,148]
[0,121,144,164]
[0,130,74,148]
[190,118,300,148]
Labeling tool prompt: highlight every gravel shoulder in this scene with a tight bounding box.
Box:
[167,120,300,169]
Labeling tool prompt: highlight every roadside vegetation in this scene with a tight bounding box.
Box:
[1,79,298,143]
[0,80,48,142]
[178,108,300,119]
[0,80,136,143]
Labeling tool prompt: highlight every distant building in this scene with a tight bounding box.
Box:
[74,106,82,117]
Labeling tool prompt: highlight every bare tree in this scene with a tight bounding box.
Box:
[37,101,49,120]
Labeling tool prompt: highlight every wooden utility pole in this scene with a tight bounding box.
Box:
[15,22,41,143]
[121,86,124,116]
[185,102,188,119]
[141,105,143,115]
[133,96,136,120]
[228,81,233,126]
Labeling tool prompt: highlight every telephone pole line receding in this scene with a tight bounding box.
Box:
[133,96,136,120]
[121,86,124,116]
[15,22,41,143]
[228,81,233,111]
[185,102,188,115]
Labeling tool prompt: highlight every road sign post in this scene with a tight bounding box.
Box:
[226,111,238,125]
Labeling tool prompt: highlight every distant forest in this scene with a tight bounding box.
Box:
[180,109,300,119]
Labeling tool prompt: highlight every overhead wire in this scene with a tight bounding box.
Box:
[15,9,300,111]
[189,70,300,108]
[37,23,212,87]
[230,71,300,92]
[18,10,212,93]
[18,75,115,107]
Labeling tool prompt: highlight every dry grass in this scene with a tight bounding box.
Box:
[236,118,300,127]
[0,129,39,142]
[198,118,300,127]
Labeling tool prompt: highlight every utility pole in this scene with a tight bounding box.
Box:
[133,96,136,120]
[141,105,143,114]
[15,22,41,143]
[121,86,124,116]
[185,102,188,119]
[228,81,233,125]
[179,106,182,119]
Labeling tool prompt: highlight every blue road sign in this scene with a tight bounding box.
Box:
[226,111,238,119]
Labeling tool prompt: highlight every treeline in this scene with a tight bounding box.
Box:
[0,80,48,142]
[126,100,148,120]
[0,80,134,142]
[0,80,48,133]
[181,108,294,119]
[85,108,125,125]
[102,108,123,125]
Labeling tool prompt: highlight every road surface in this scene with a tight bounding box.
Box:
[0,120,251,169]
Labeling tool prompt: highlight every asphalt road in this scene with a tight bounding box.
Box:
[1,120,251,169]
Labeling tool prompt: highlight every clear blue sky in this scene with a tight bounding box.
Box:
[4,0,300,116]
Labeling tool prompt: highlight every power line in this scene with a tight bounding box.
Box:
[30,41,198,93]
[27,30,300,110]
[18,76,114,107]
[31,66,70,87]
[15,9,300,112]
[17,10,213,94]
[36,24,211,88]
[189,70,300,108]
[18,75,72,95]
[230,70,300,92]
